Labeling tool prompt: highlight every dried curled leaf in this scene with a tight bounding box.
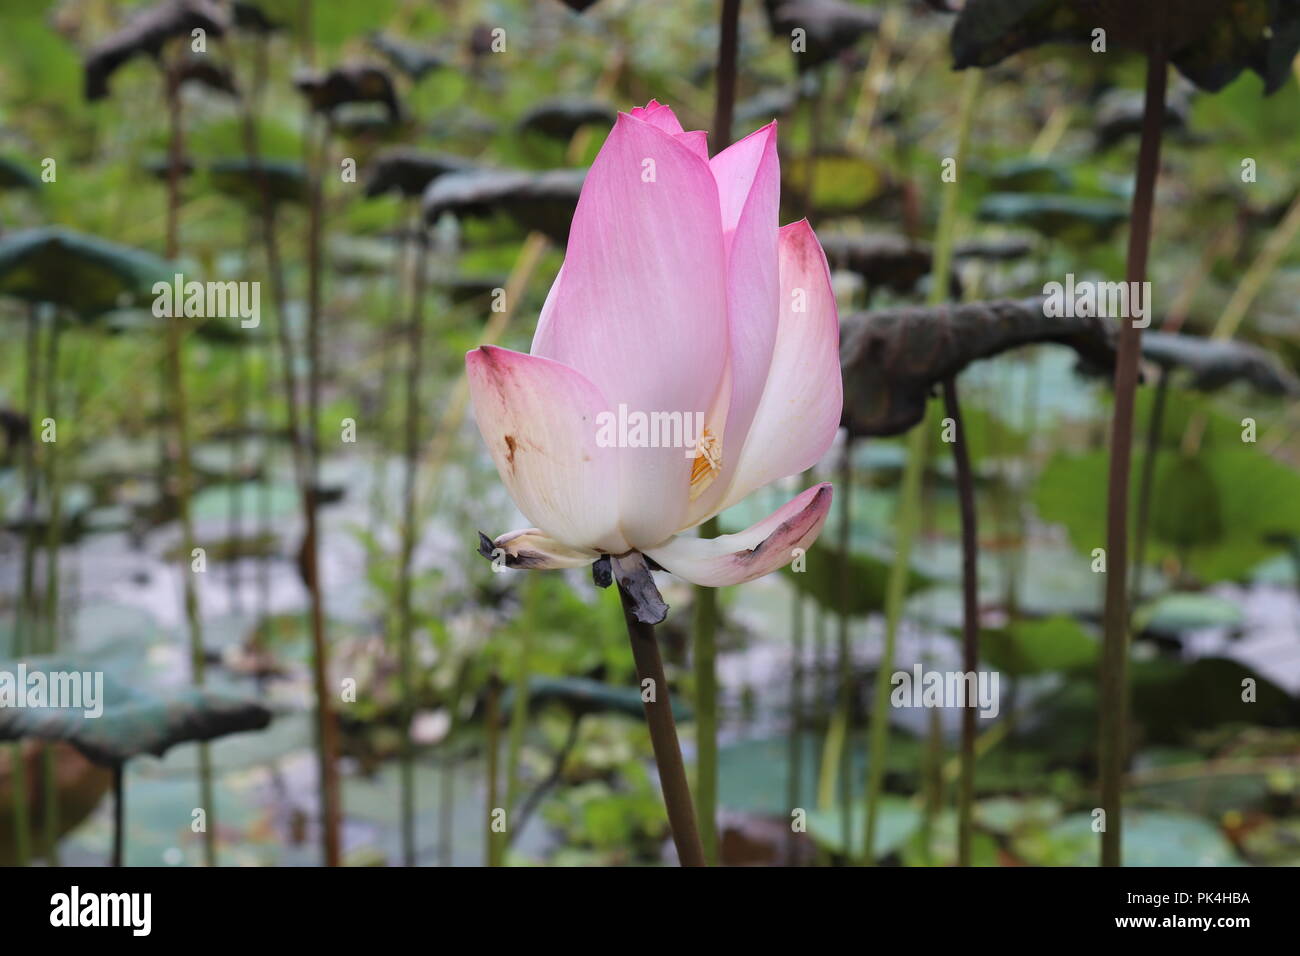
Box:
[364,148,475,199]
[1142,332,1300,395]
[518,98,618,141]
[422,167,585,244]
[0,657,272,767]
[83,0,228,101]
[367,31,445,80]
[765,0,881,70]
[840,297,1117,437]
[820,233,937,295]
[952,0,1300,94]
[294,64,402,124]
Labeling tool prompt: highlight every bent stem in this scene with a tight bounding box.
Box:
[942,377,979,867]
[1099,44,1168,869]
[618,586,706,867]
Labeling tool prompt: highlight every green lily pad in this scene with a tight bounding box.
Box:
[0,227,172,317]
[981,615,1098,677]
[1013,810,1240,866]
[499,675,691,723]
[976,193,1128,243]
[1135,592,1246,636]
[807,797,922,861]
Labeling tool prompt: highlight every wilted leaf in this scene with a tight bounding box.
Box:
[518,98,617,140]
[363,148,475,199]
[840,297,1116,437]
[0,657,272,766]
[1142,332,1300,395]
[820,233,940,295]
[765,0,881,70]
[422,167,585,244]
[83,0,228,101]
[952,0,1300,94]
[367,31,445,80]
[294,63,401,124]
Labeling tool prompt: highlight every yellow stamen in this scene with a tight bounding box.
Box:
[689,426,722,501]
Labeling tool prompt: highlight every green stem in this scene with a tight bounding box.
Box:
[41,320,62,865]
[111,763,125,867]
[1099,43,1168,869]
[619,586,706,867]
[503,583,535,842]
[942,376,979,866]
[693,517,720,865]
[396,224,429,867]
[1130,367,1168,608]
[863,68,981,864]
[835,439,853,853]
[484,676,501,867]
[785,590,805,865]
[164,64,216,869]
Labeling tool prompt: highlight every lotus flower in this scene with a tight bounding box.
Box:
[467,101,841,615]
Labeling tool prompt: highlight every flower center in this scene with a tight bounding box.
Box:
[689,426,722,501]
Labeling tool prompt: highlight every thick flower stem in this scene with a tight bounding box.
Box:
[836,438,854,853]
[619,586,706,867]
[1131,367,1169,607]
[1100,43,1168,869]
[942,376,979,867]
[785,591,805,865]
[692,520,720,864]
[111,763,125,868]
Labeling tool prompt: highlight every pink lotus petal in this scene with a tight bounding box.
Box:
[466,345,628,554]
[479,528,599,570]
[688,122,782,523]
[715,220,843,513]
[531,109,730,547]
[645,483,833,586]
